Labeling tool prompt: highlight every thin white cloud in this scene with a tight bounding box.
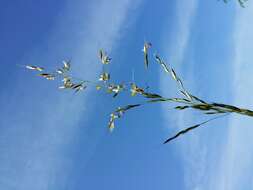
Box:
[160,0,198,105]
[161,0,197,68]
[211,3,253,189]
[161,1,253,190]
[0,0,143,189]
[160,0,203,189]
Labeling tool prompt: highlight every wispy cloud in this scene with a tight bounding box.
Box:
[0,0,143,189]
[160,0,198,103]
[160,0,205,189]
[161,0,198,68]
[211,3,253,190]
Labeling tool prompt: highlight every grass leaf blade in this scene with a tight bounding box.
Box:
[163,113,230,144]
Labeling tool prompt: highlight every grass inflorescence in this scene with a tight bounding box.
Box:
[23,39,253,144]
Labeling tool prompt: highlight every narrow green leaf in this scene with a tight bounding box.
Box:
[164,123,201,144]
[163,114,229,144]
[142,92,163,99]
[174,105,189,110]
[180,90,192,101]
[171,68,178,81]
[190,94,207,104]
[143,42,151,69]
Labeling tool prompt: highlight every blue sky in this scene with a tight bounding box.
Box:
[0,0,253,189]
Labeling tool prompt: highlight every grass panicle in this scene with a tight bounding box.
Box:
[24,40,253,144]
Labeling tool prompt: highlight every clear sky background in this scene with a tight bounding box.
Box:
[0,0,253,189]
